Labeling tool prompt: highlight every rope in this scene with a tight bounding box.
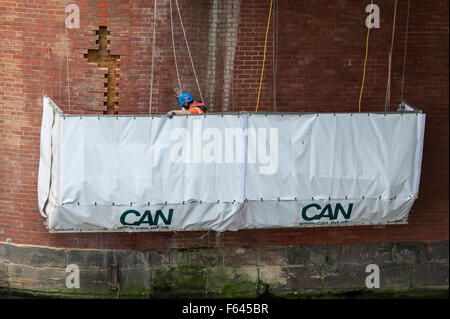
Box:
[272,0,278,112]
[149,0,157,114]
[47,44,53,98]
[64,0,71,113]
[170,0,182,93]
[401,0,411,103]
[358,0,373,113]
[255,0,274,112]
[232,75,236,111]
[174,0,204,103]
[59,55,62,105]
[384,0,398,111]
[385,53,392,111]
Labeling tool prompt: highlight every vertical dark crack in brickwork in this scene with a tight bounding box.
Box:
[85,26,120,114]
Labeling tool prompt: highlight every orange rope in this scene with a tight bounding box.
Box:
[255,0,274,112]
[358,0,373,112]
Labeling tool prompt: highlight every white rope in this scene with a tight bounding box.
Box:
[232,76,236,111]
[170,0,182,93]
[59,55,62,106]
[64,0,71,113]
[149,0,157,114]
[174,0,204,103]
[384,0,398,111]
[400,0,411,103]
[47,44,53,98]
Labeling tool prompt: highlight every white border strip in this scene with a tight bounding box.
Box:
[413,114,426,197]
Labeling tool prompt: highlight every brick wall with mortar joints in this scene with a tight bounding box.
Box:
[0,0,448,249]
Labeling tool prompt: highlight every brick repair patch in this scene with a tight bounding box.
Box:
[85,26,120,114]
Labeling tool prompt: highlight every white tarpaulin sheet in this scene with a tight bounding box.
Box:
[38,96,426,232]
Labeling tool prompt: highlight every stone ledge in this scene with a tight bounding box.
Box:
[0,241,448,298]
[0,243,65,268]
[7,263,67,290]
[412,262,449,287]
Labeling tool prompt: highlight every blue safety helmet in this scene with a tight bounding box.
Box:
[178,93,194,108]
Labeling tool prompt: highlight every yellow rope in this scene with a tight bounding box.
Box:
[358,0,373,113]
[255,0,274,112]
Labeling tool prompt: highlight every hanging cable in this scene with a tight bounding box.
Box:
[272,0,278,112]
[232,75,236,112]
[174,0,204,103]
[47,44,53,98]
[384,0,398,111]
[358,0,373,113]
[64,0,71,113]
[59,55,62,106]
[149,0,157,114]
[170,0,182,93]
[255,0,274,112]
[401,0,411,103]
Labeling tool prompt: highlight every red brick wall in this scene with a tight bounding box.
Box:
[0,0,448,249]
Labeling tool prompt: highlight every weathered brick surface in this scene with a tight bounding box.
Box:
[0,0,448,250]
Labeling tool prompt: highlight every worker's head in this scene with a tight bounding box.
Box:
[178,93,194,108]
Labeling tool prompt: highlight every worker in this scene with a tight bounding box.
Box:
[166,92,207,118]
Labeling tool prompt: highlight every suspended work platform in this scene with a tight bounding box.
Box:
[38,96,425,233]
